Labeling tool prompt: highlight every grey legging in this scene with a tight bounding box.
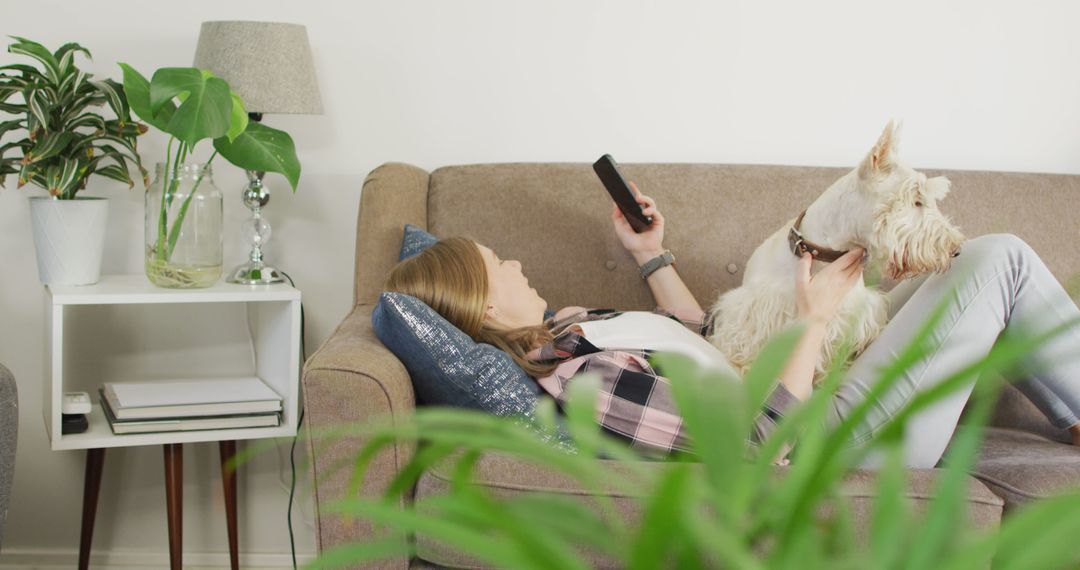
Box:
[829,233,1080,468]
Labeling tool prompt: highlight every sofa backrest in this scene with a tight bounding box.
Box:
[416,163,1080,312]
[353,162,1080,309]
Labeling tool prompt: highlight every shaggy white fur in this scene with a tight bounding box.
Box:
[707,122,966,383]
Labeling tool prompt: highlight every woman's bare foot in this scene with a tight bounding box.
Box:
[1069,421,1080,446]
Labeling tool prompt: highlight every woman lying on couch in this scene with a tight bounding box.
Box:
[384,182,1080,468]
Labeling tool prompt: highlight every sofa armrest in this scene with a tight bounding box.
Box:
[301,304,415,569]
[354,162,431,306]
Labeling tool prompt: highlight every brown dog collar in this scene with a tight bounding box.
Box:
[787,210,850,262]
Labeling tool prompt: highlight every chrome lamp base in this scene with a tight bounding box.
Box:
[227,168,286,285]
[227,261,285,285]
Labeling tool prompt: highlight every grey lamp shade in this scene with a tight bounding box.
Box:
[193,21,323,115]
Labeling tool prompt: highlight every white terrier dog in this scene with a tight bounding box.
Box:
[707,122,966,383]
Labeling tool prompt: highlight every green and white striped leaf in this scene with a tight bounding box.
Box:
[67,112,106,132]
[0,118,23,138]
[26,88,51,131]
[58,69,86,98]
[103,119,145,138]
[0,63,40,76]
[0,77,28,100]
[44,157,79,197]
[8,37,61,83]
[17,160,39,187]
[95,163,134,187]
[54,42,91,81]
[91,78,127,121]
[26,131,74,164]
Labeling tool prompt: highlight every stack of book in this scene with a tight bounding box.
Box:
[98,377,283,435]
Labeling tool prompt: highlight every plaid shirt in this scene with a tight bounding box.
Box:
[527,307,800,458]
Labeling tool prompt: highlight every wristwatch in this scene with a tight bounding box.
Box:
[638,250,676,280]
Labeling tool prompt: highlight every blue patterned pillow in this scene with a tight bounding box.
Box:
[399,224,439,261]
[372,292,545,415]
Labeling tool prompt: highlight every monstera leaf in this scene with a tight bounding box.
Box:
[214,121,300,191]
[119,66,234,148]
[118,63,174,132]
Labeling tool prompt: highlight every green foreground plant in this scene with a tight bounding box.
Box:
[0,37,146,198]
[264,275,1080,569]
[118,64,301,285]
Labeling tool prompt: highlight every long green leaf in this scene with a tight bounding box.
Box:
[658,351,748,527]
[214,121,301,190]
[905,379,1001,569]
[938,492,1080,570]
[429,486,594,570]
[869,436,910,567]
[302,537,414,569]
[500,494,622,557]
[327,497,537,569]
[628,463,695,570]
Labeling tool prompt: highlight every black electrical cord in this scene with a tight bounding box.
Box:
[281,271,305,570]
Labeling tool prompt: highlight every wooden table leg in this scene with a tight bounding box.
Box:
[219,440,239,570]
[163,444,183,570]
[78,448,105,570]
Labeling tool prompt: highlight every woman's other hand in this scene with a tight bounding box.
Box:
[612,181,665,260]
[795,247,865,323]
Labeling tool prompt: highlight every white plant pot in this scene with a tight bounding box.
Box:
[29,196,109,286]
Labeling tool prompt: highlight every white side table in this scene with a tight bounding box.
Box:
[45,275,302,570]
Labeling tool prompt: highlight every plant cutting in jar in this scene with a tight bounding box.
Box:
[119,63,300,287]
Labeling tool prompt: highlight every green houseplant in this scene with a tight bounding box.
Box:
[118,63,300,288]
[291,293,1080,569]
[0,37,147,285]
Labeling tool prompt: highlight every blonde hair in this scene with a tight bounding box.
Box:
[384,237,557,378]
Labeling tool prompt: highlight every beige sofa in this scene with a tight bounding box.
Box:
[302,162,1080,569]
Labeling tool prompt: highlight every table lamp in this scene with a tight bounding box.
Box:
[193,21,323,284]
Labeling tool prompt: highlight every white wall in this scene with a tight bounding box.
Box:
[2,0,1079,566]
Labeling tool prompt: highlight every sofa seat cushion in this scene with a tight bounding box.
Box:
[956,426,1080,513]
[413,453,1002,569]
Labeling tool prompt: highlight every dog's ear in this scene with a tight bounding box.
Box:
[925,176,952,201]
[858,120,899,180]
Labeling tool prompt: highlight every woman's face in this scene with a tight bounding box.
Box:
[475,243,547,329]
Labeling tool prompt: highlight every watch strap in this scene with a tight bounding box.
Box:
[639,250,676,280]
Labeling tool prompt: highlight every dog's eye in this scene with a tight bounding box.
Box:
[915,201,923,207]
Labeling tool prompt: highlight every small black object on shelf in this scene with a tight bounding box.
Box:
[62,413,88,435]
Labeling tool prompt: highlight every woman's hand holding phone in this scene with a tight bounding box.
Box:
[613,181,666,263]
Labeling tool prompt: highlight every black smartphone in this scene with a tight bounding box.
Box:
[592,154,652,233]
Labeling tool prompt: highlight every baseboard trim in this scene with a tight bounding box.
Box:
[0,547,318,569]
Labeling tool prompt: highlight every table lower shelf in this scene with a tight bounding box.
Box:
[47,404,298,451]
